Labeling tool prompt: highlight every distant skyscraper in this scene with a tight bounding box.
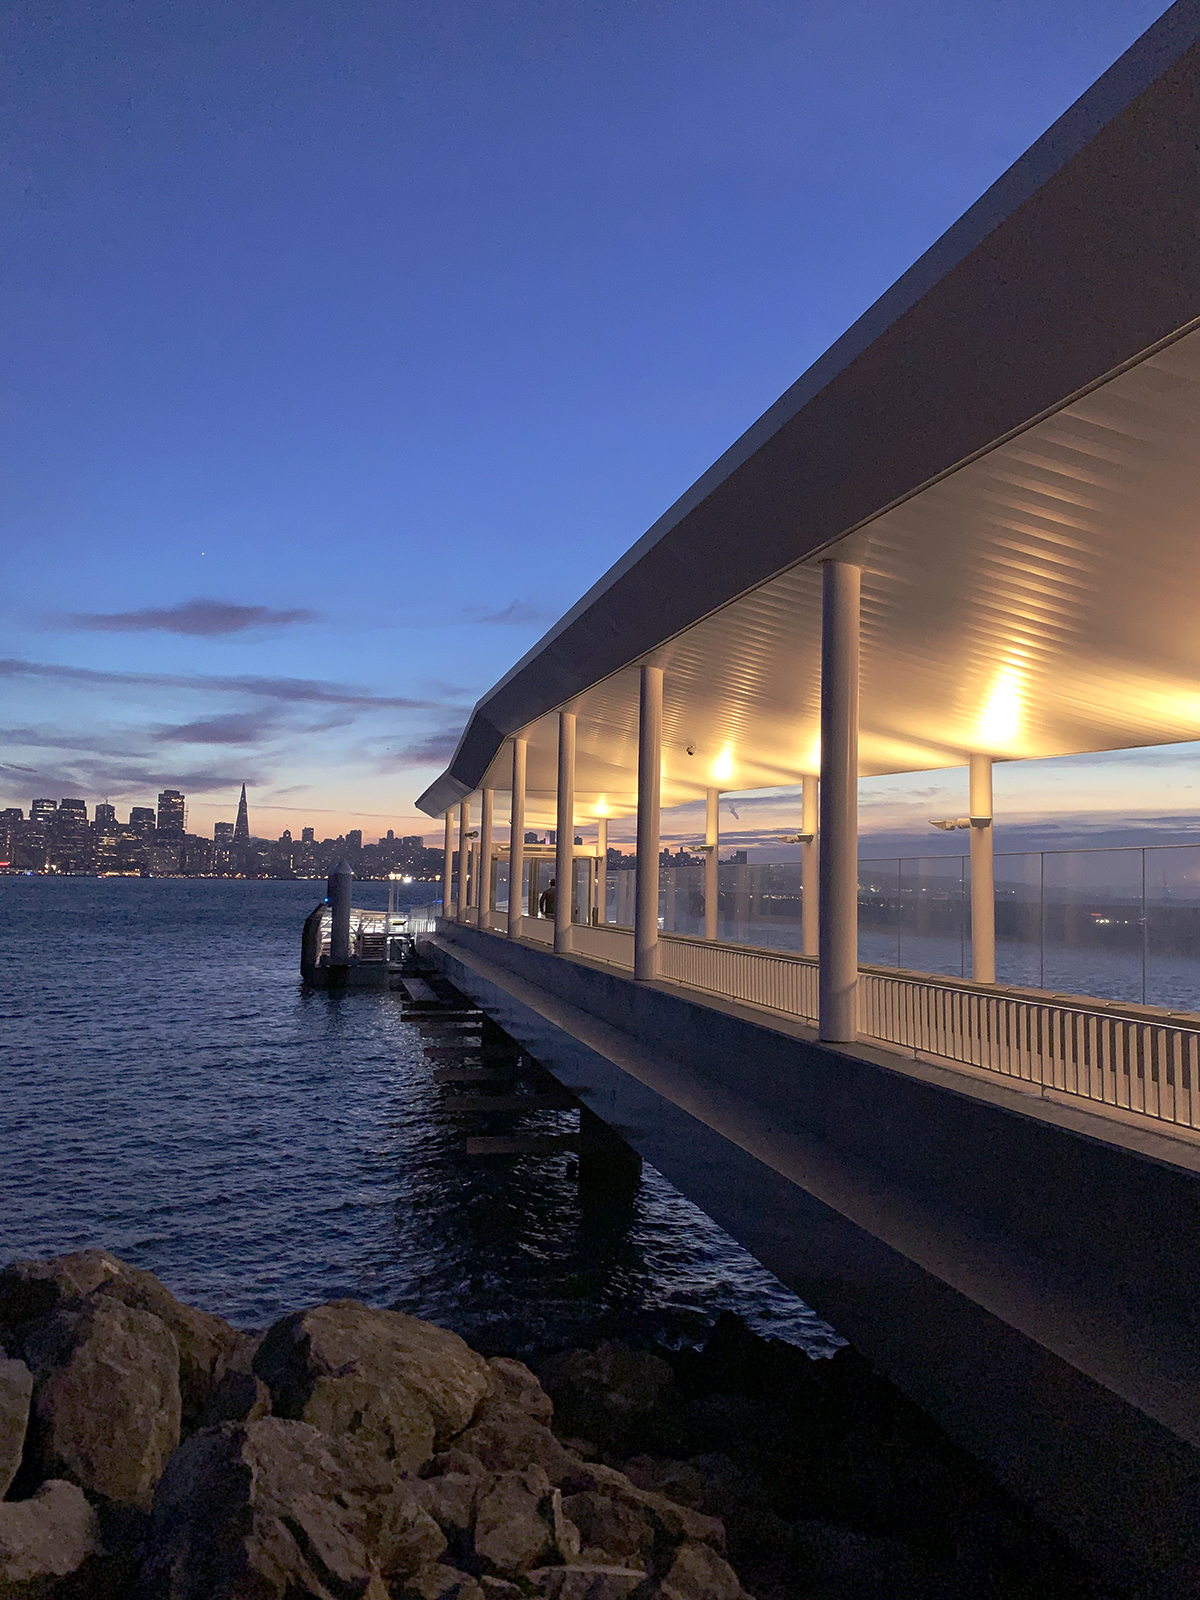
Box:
[157,790,185,833]
[94,803,116,828]
[30,799,57,823]
[301,827,314,845]
[214,822,234,845]
[130,806,156,832]
[233,784,250,844]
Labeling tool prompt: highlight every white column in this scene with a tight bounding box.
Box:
[970,753,996,983]
[595,816,608,924]
[457,799,470,920]
[801,774,818,958]
[555,710,576,953]
[479,788,494,926]
[442,811,453,918]
[635,665,663,980]
[704,787,719,941]
[818,561,860,1042]
[508,739,526,939]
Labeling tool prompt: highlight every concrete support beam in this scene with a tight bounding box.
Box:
[457,799,470,921]
[635,664,663,980]
[442,811,453,919]
[508,739,526,939]
[704,787,719,941]
[479,788,494,923]
[819,560,860,1043]
[555,710,576,953]
[802,775,819,959]
[970,753,996,984]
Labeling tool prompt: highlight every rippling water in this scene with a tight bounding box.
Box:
[0,877,840,1357]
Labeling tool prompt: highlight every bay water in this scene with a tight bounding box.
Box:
[0,876,839,1356]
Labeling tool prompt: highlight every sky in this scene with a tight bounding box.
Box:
[2,0,1187,851]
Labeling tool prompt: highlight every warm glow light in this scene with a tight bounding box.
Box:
[977,666,1024,748]
[594,795,609,818]
[712,747,734,783]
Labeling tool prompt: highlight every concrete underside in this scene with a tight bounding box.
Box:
[419,921,1200,1597]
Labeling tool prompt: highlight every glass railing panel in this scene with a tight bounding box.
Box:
[993,852,1042,988]
[899,856,966,977]
[858,859,901,968]
[1145,846,1200,1012]
[1041,848,1143,1003]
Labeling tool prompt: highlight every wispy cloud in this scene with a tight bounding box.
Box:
[381,727,463,767]
[0,658,465,712]
[54,598,319,636]
[0,758,256,798]
[153,710,286,746]
[462,600,549,626]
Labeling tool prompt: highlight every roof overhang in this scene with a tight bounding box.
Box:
[417,1,1200,823]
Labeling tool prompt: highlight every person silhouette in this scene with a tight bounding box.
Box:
[538,877,556,918]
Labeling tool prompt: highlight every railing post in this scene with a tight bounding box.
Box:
[555,709,576,953]
[802,774,818,958]
[635,664,663,980]
[508,738,526,939]
[819,560,860,1042]
[442,810,453,919]
[479,787,494,925]
[704,787,719,940]
[328,858,353,966]
[457,798,470,921]
[969,754,995,983]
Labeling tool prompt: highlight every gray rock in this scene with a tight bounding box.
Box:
[410,1471,483,1538]
[400,1562,486,1600]
[0,1479,99,1589]
[561,1462,725,1555]
[0,1251,125,1345]
[453,1394,579,1484]
[530,1565,648,1600]
[658,1542,744,1600]
[472,1465,554,1575]
[89,1258,243,1424]
[549,1486,581,1562]
[198,1368,272,1427]
[562,1491,654,1567]
[486,1357,553,1425]
[25,1296,181,1509]
[254,1301,489,1472]
[0,1357,33,1499]
[144,1416,406,1599]
[538,1344,675,1454]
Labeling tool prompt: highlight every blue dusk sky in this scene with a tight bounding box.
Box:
[3,0,1192,851]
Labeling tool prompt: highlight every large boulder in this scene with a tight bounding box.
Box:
[89,1258,243,1424]
[143,1417,445,1600]
[21,1296,181,1509]
[0,1252,122,1342]
[0,1479,99,1590]
[658,1542,745,1600]
[1,1252,243,1427]
[472,1466,558,1575]
[253,1302,490,1473]
[0,1357,33,1499]
[537,1345,678,1457]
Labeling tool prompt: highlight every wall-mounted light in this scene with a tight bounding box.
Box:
[929,818,970,831]
[777,832,815,844]
[712,747,734,783]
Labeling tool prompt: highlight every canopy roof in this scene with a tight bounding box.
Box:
[417,1,1200,823]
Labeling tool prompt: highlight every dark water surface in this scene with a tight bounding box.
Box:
[1,878,840,1356]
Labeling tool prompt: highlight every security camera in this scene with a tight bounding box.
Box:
[686,744,695,755]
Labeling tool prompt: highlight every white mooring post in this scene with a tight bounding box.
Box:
[457,799,470,921]
[479,787,493,927]
[555,710,576,953]
[704,787,719,941]
[970,753,996,983]
[508,738,527,939]
[802,774,819,959]
[635,665,663,980]
[442,811,453,919]
[818,561,860,1043]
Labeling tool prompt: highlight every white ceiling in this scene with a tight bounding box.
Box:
[472,326,1200,823]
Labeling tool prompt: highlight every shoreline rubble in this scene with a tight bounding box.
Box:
[0,1250,1115,1598]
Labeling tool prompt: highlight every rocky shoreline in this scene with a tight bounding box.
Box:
[0,1250,1114,1598]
